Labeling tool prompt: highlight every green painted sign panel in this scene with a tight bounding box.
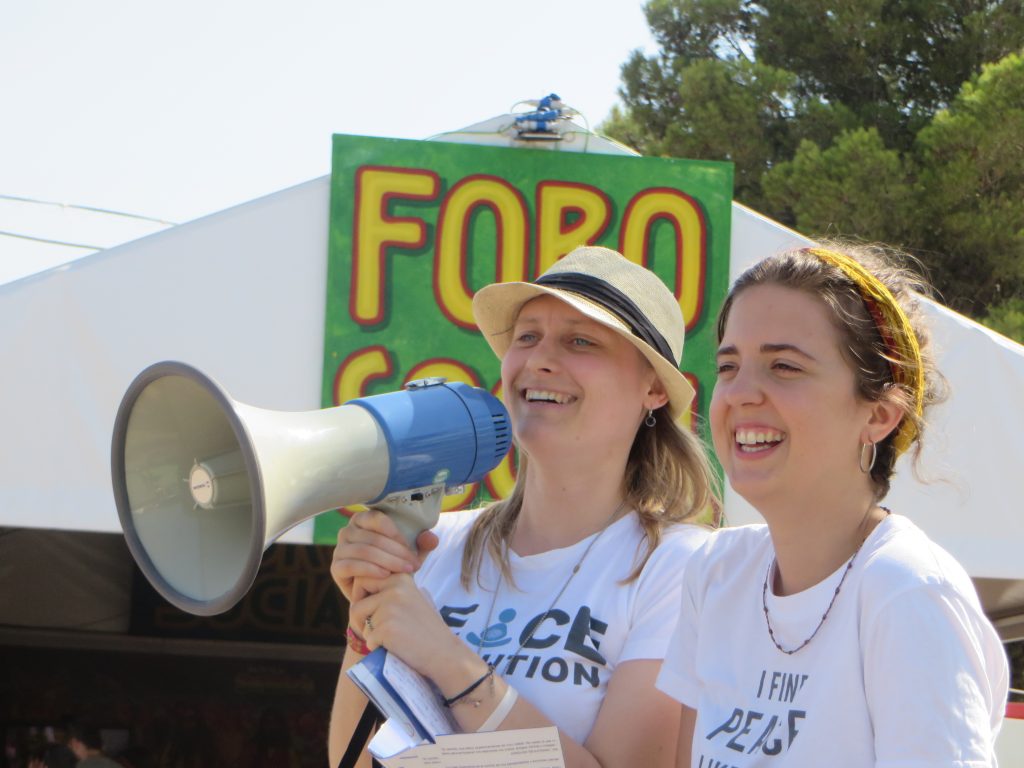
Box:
[315,134,732,543]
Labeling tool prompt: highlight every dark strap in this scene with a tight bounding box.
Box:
[535,271,675,364]
[338,702,385,768]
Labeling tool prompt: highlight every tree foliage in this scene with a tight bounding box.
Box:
[915,52,1024,314]
[981,298,1024,343]
[608,58,798,208]
[605,0,1024,319]
[762,128,913,241]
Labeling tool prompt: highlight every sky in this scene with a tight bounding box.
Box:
[0,0,657,285]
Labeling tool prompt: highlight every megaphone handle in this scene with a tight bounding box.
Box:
[371,485,445,550]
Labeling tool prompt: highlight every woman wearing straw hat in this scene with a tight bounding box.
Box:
[658,244,1008,767]
[328,245,719,768]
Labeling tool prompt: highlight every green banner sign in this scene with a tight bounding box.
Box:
[315,134,732,544]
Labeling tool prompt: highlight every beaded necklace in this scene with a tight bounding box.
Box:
[476,500,626,670]
[762,507,890,655]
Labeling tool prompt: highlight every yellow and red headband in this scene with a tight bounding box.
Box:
[804,247,925,456]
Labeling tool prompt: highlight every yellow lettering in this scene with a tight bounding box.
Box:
[352,166,439,325]
[536,181,611,275]
[332,345,394,405]
[436,175,528,329]
[619,188,708,330]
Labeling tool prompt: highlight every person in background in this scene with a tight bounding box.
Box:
[659,244,1008,766]
[25,719,76,768]
[67,722,120,768]
[328,245,720,768]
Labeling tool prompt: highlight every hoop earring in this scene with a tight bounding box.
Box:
[859,441,877,473]
[645,409,657,428]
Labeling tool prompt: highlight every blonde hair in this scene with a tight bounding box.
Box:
[459,408,721,589]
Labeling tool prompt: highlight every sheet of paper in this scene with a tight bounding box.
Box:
[378,726,565,768]
[369,717,429,760]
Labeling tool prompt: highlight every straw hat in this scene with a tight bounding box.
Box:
[471,245,695,421]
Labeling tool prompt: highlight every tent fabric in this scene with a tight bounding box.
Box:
[1,177,330,543]
[1,122,1022,611]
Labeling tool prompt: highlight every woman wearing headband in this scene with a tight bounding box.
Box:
[658,244,1008,766]
[328,246,719,768]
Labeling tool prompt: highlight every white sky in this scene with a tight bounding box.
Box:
[0,0,656,285]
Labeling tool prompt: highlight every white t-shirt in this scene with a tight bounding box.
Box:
[658,514,1009,767]
[416,508,709,744]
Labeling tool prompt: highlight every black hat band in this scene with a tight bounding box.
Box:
[535,272,675,365]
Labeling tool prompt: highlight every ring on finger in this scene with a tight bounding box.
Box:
[364,615,374,633]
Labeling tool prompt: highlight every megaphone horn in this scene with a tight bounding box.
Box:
[111,361,510,616]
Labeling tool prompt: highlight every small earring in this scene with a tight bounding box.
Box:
[645,409,657,428]
[859,441,877,473]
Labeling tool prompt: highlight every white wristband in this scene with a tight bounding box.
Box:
[477,683,519,732]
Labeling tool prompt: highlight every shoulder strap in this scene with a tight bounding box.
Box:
[337,702,384,768]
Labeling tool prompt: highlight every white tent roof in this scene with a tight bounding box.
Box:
[3,118,1023,633]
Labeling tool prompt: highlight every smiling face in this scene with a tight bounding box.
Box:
[710,283,881,507]
[501,295,668,465]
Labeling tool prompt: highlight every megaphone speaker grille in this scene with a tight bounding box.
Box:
[111,362,265,615]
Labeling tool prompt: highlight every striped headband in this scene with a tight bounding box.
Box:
[804,247,925,457]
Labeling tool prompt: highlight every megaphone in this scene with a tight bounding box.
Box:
[111,361,510,616]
